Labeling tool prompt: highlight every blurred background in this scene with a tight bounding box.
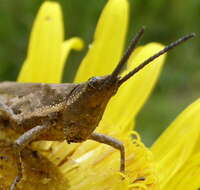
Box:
[0,0,199,146]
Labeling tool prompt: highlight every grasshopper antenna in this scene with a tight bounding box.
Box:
[118,33,196,86]
[111,26,146,79]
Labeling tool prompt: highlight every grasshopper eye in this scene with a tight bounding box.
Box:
[88,77,100,88]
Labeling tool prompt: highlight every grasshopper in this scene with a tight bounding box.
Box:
[0,27,195,189]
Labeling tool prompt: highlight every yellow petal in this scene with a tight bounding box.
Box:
[57,37,84,79]
[151,98,200,189]
[18,1,64,83]
[164,152,200,190]
[61,37,84,65]
[100,43,166,134]
[75,0,129,82]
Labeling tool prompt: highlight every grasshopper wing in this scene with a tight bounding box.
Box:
[0,82,78,115]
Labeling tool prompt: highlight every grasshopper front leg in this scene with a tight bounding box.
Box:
[10,124,51,190]
[89,132,125,172]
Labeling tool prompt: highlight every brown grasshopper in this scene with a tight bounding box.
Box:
[0,27,195,189]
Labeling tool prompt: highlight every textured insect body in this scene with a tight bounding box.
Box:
[0,75,118,143]
[0,82,76,141]
[0,27,195,190]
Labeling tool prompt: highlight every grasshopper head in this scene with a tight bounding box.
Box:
[84,75,119,109]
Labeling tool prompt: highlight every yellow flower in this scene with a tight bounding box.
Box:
[16,0,200,190]
[18,2,83,83]
[151,98,200,190]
